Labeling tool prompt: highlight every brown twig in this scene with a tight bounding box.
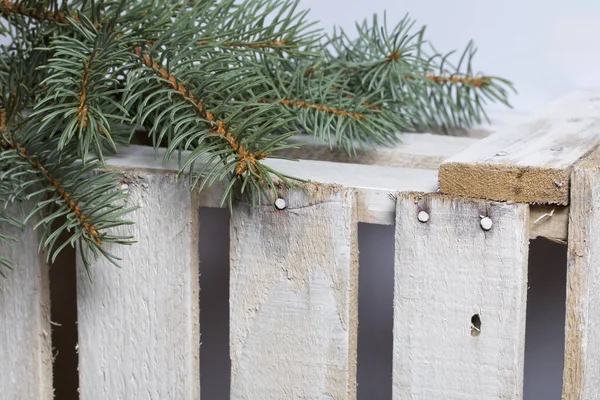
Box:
[0,0,75,24]
[0,0,266,175]
[278,98,364,120]
[423,74,491,88]
[77,52,96,129]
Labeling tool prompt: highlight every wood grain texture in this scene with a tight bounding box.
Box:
[562,147,600,399]
[229,183,358,399]
[393,194,529,399]
[0,212,52,400]
[529,205,568,243]
[76,172,200,400]
[439,90,600,205]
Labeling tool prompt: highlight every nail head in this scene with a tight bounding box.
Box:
[274,198,286,210]
[417,210,430,223]
[480,217,493,231]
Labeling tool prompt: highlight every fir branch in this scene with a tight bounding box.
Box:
[133,46,268,175]
[29,23,132,162]
[0,1,279,177]
[0,0,515,281]
[0,109,135,274]
[0,110,100,245]
[77,53,93,129]
[253,62,409,150]
[322,14,514,131]
[330,86,381,110]
[0,131,103,246]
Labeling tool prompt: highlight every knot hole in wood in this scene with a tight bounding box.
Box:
[471,314,482,337]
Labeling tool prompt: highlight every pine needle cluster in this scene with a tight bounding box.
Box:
[0,0,514,277]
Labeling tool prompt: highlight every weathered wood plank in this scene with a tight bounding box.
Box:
[229,183,358,399]
[439,90,600,205]
[273,111,528,169]
[0,211,53,399]
[563,148,600,399]
[393,194,529,399]
[275,133,478,170]
[106,145,566,240]
[76,172,200,399]
[529,205,568,243]
[109,144,438,225]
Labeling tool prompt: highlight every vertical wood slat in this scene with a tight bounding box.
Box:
[229,184,358,399]
[76,172,200,399]
[0,212,53,399]
[563,148,600,399]
[393,194,529,399]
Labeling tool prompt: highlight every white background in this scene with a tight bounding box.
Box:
[300,0,600,114]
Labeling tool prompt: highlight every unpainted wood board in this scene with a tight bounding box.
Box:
[562,147,600,399]
[393,194,529,399]
[439,90,600,205]
[0,211,52,400]
[229,183,358,399]
[529,205,568,243]
[76,172,200,400]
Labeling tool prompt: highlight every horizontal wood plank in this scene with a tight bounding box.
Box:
[439,90,600,205]
[107,145,567,240]
[529,205,568,243]
[275,133,478,170]
[108,145,438,225]
[273,112,527,169]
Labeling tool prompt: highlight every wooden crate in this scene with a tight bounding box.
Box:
[2,90,600,399]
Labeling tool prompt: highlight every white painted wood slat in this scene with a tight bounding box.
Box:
[0,211,53,399]
[563,148,600,399]
[76,172,200,399]
[393,194,529,399]
[229,183,358,399]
